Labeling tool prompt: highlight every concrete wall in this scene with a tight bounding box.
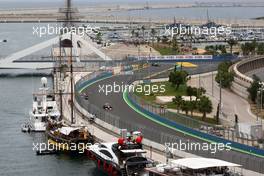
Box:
[231,56,264,99]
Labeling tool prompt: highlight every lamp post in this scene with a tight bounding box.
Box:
[219,77,222,115]
[257,83,264,122]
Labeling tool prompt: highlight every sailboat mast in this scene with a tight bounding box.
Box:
[207,9,210,23]
[70,33,74,124]
[59,37,63,120]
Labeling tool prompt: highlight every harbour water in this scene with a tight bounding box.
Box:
[0,22,104,174]
[108,7,264,20]
[0,76,100,176]
[0,21,106,175]
[0,1,263,20]
[0,23,53,57]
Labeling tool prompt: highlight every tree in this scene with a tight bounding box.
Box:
[141,25,146,42]
[189,100,197,117]
[134,31,140,45]
[162,36,169,44]
[247,75,261,102]
[131,29,135,38]
[180,101,191,115]
[96,32,103,44]
[171,35,179,54]
[150,28,157,46]
[257,43,264,55]
[197,87,206,97]
[215,62,234,88]
[173,96,183,113]
[157,36,161,43]
[197,96,213,120]
[169,70,188,89]
[204,45,227,55]
[227,39,238,54]
[186,86,196,101]
[241,40,258,56]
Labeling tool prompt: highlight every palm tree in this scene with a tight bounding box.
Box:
[162,36,169,44]
[173,96,183,113]
[96,32,103,44]
[157,36,161,43]
[197,96,213,120]
[131,29,135,38]
[150,28,157,46]
[171,35,179,54]
[141,25,146,42]
[180,101,191,115]
[189,101,197,117]
[196,87,206,99]
[227,39,238,54]
[186,86,196,101]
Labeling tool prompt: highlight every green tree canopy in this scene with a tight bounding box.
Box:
[215,62,234,88]
[197,96,213,119]
[173,95,183,113]
[247,75,261,102]
[227,39,238,54]
[169,70,189,89]
[241,40,258,55]
[171,35,180,54]
[180,101,191,115]
[257,43,264,55]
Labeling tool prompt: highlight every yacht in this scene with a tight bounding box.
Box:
[23,77,60,132]
[88,131,152,176]
[146,158,242,176]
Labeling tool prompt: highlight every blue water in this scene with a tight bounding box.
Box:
[0,23,54,57]
[0,1,263,20]
[107,7,264,20]
[0,77,101,176]
[0,22,101,175]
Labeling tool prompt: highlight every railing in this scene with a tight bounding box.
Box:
[74,71,264,173]
[128,92,263,147]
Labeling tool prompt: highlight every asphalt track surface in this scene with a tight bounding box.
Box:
[81,64,264,173]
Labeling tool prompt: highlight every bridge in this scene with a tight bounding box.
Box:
[0,33,112,69]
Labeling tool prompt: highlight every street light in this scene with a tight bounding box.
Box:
[219,75,222,116]
[257,83,264,122]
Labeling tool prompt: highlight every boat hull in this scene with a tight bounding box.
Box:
[46,129,95,154]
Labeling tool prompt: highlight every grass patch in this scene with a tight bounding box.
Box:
[152,44,179,55]
[134,81,217,125]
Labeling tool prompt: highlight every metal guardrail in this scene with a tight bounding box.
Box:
[74,72,264,174]
[128,92,262,144]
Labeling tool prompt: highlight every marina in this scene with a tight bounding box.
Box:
[1,0,264,176]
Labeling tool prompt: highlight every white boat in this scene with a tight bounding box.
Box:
[26,77,60,132]
[146,158,243,176]
[88,131,152,176]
